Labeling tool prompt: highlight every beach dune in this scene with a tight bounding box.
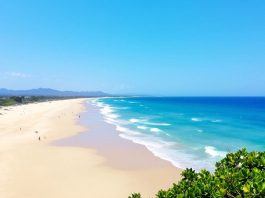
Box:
[0,99,181,198]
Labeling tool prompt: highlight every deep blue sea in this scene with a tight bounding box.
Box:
[90,97,265,171]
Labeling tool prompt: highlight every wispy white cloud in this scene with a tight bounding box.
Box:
[3,72,31,78]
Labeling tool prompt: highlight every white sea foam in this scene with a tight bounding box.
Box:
[205,146,227,158]
[88,98,98,105]
[150,128,161,132]
[129,118,171,126]
[96,102,104,107]
[191,118,202,122]
[119,133,175,149]
[104,116,129,126]
[116,125,127,132]
[113,99,126,102]
[91,100,124,126]
[115,107,129,110]
[144,122,171,126]
[137,125,148,130]
[118,131,217,171]
[129,118,141,123]
[128,101,138,104]
[90,98,219,172]
[105,118,118,125]
[107,113,119,119]
[101,105,113,114]
[116,125,141,135]
[211,119,222,123]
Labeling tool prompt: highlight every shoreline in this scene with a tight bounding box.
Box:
[54,99,181,171]
[0,98,181,198]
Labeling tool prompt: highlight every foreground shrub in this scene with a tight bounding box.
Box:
[129,148,265,198]
[128,193,142,198]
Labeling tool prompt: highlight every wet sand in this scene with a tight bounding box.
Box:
[54,103,180,171]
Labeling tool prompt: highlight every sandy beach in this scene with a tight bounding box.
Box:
[0,99,181,198]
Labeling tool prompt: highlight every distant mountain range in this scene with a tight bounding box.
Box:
[0,88,110,97]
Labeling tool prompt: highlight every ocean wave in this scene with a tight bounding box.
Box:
[94,101,123,120]
[119,132,176,149]
[144,122,171,126]
[114,99,126,102]
[115,107,129,110]
[191,117,202,122]
[90,98,219,171]
[116,125,127,132]
[91,100,127,127]
[104,115,129,126]
[107,113,119,119]
[129,118,142,123]
[129,118,171,126]
[100,105,114,114]
[115,125,141,135]
[105,117,119,125]
[89,98,98,105]
[95,101,104,107]
[128,101,138,104]
[114,124,141,135]
[211,119,222,123]
[137,125,148,130]
[150,128,161,132]
[118,131,216,171]
[204,146,227,158]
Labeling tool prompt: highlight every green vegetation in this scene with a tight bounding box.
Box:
[0,96,69,106]
[129,149,265,198]
[0,98,17,106]
[129,193,142,198]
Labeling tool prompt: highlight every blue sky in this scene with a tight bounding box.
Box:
[0,1,264,96]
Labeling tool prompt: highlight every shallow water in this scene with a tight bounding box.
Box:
[91,97,265,171]
[53,102,177,170]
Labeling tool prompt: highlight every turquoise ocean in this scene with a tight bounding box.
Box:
[90,97,265,171]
